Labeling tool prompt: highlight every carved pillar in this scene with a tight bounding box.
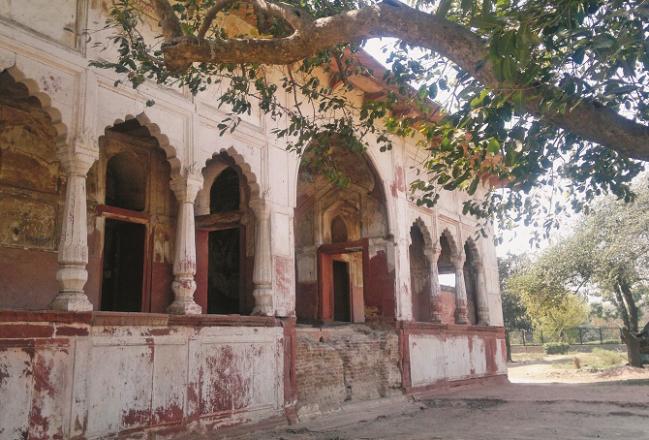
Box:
[250,199,273,315]
[453,252,469,324]
[51,148,97,312]
[428,246,443,323]
[473,260,490,325]
[168,175,203,315]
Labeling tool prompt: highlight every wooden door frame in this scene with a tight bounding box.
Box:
[316,238,369,323]
[97,204,151,312]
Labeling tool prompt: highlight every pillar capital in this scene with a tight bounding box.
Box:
[451,251,466,268]
[171,173,203,203]
[58,136,98,177]
[249,197,271,219]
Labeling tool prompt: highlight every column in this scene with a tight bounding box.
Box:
[453,252,469,324]
[428,246,442,323]
[50,150,97,312]
[168,175,202,315]
[250,198,273,315]
[473,260,490,325]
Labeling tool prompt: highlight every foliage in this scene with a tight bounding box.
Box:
[543,342,570,355]
[90,0,649,240]
[498,254,531,331]
[507,179,649,365]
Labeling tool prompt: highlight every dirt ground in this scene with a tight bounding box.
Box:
[226,381,649,440]
[223,353,649,440]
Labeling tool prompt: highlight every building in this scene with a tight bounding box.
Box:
[0,2,506,439]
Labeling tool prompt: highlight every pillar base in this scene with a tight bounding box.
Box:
[50,292,93,312]
[252,287,273,316]
[167,298,202,315]
[455,307,468,325]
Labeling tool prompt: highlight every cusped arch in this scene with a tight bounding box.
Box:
[101,113,182,177]
[411,218,433,251]
[2,66,68,145]
[439,227,460,258]
[195,147,262,216]
[464,236,482,267]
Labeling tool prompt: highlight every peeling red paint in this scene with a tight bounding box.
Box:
[54,325,89,336]
[485,337,498,374]
[390,165,406,197]
[153,403,183,424]
[0,324,54,338]
[205,346,251,413]
[122,408,151,428]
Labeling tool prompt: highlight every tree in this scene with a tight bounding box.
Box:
[506,258,589,342]
[93,0,648,232]
[498,254,532,360]
[508,179,649,366]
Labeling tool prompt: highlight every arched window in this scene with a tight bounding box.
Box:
[105,153,146,211]
[331,216,348,243]
[410,224,431,322]
[210,167,240,213]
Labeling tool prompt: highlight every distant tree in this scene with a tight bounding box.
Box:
[508,180,649,366]
[507,263,589,342]
[499,255,531,329]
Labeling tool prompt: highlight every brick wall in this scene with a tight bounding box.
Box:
[295,324,402,416]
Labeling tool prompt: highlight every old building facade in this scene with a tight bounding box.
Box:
[0,2,505,439]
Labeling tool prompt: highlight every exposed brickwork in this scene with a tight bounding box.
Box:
[295,325,402,415]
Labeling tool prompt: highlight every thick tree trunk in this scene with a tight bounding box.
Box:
[621,328,644,368]
[505,330,512,362]
[153,0,649,161]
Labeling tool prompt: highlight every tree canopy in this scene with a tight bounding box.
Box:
[506,179,649,364]
[93,0,649,232]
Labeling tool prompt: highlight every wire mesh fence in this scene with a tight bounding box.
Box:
[509,327,622,346]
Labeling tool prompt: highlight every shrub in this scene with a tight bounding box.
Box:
[543,342,570,354]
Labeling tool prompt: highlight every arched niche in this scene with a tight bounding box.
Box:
[0,69,66,310]
[194,152,257,315]
[88,118,178,313]
[294,145,392,323]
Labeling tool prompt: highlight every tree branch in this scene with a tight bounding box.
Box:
[158,0,649,161]
[197,0,237,40]
[151,0,182,41]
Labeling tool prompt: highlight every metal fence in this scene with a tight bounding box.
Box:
[509,327,622,346]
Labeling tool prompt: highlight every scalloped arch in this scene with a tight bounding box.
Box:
[411,217,433,251]
[206,146,261,202]
[464,236,482,265]
[439,227,460,257]
[2,66,68,146]
[102,113,182,177]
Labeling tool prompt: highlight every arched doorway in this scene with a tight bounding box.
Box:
[294,146,391,323]
[410,222,432,322]
[90,118,177,312]
[195,153,255,315]
[0,70,65,309]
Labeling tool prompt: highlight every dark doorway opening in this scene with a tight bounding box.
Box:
[100,219,146,312]
[207,228,242,314]
[333,260,351,322]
